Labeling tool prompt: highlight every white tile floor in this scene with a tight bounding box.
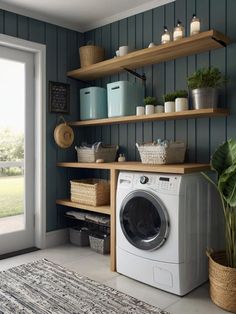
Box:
[0,244,230,314]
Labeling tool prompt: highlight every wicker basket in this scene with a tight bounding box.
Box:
[136,141,186,164]
[75,144,118,163]
[79,45,105,67]
[208,251,236,313]
[70,179,110,206]
[89,233,110,254]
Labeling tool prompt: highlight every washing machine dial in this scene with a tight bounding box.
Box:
[140,176,149,184]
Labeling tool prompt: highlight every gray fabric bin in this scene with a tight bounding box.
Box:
[69,227,89,246]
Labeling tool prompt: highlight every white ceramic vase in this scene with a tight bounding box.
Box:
[175,98,188,112]
[164,101,175,113]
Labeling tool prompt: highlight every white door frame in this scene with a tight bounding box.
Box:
[0,34,46,249]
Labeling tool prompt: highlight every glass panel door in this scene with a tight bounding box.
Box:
[0,45,35,255]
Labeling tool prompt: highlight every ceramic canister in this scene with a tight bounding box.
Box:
[164,101,175,113]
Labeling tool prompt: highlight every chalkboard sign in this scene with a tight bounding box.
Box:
[49,81,70,113]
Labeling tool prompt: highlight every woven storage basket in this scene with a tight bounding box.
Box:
[136,141,186,164]
[70,179,110,206]
[208,251,236,313]
[89,233,110,254]
[79,45,105,67]
[75,144,118,163]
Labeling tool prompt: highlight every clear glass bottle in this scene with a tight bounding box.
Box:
[161,26,171,44]
[173,20,185,41]
[190,14,200,35]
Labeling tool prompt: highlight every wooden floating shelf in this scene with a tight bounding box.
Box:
[56,199,111,215]
[69,108,229,127]
[67,30,230,81]
[57,162,211,174]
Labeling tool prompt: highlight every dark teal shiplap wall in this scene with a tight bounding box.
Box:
[0,9,84,231]
[84,0,236,164]
[1,0,236,232]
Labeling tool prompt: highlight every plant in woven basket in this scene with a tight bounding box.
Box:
[202,139,236,268]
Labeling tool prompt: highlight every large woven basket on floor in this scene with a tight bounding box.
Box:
[208,251,236,313]
[70,179,110,206]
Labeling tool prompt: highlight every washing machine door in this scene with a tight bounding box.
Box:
[120,190,169,251]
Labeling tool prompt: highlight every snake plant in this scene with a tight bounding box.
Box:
[202,139,236,268]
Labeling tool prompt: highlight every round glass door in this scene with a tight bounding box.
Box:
[120,190,169,250]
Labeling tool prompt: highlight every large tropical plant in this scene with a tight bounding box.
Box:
[202,139,236,268]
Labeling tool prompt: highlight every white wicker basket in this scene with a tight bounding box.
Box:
[136,141,186,164]
[75,143,118,163]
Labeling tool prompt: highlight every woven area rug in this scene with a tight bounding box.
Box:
[0,259,169,314]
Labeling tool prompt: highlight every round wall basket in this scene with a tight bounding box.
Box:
[54,123,74,149]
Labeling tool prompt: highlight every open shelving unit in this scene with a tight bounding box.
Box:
[57,29,231,272]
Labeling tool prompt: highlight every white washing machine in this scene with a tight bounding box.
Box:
[116,171,223,296]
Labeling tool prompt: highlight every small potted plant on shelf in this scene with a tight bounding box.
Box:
[187,67,226,109]
[202,139,236,313]
[163,93,176,113]
[144,96,157,115]
[174,90,188,112]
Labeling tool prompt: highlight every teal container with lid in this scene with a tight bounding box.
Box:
[107,81,145,117]
[80,87,107,120]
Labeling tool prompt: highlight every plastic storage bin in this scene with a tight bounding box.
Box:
[80,87,107,120]
[69,227,89,246]
[107,81,145,117]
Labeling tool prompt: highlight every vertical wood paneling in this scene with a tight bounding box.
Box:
[17,15,29,40]
[0,10,3,33]
[152,6,165,142]
[4,11,17,36]
[29,19,45,44]
[210,0,227,155]
[196,0,210,162]
[165,3,175,140]
[175,0,187,144]
[226,0,236,139]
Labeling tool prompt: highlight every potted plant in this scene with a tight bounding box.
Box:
[187,67,225,109]
[163,93,176,113]
[174,90,188,112]
[144,96,157,115]
[202,139,236,313]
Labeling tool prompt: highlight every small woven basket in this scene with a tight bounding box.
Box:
[136,141,186,164]
[70,179,110,206]
[207,250,236,313]
[79,45,105,67]
[75,144,118,163]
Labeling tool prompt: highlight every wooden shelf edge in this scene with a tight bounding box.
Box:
[69,108,229,127]
[57,162,211,174]
[67,30,230,80]
[56,199,111,215]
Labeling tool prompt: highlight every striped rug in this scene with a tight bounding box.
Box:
[0,259,169,314]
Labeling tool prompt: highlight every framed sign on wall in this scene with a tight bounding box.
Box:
[49,81,70,114]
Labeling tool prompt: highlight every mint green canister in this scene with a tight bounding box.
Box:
[80,87,107,120]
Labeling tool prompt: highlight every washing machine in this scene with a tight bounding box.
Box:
[116,171,223,296]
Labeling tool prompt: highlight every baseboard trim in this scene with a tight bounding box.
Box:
[45,228,69,248]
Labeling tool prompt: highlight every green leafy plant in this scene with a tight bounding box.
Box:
[202,139,236,268]
[187,67,226,89]
[144,96,158,106]
[174,90,188,98]
[163,92,176,102]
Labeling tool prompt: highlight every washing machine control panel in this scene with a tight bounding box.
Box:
[134,173,181,194]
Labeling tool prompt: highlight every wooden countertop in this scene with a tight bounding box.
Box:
[57,161,210,174]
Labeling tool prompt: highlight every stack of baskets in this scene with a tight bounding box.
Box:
[70,179,110,206]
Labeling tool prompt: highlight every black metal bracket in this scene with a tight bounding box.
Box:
[68,76,92,86]
[212,36,227,48]
[123,68,146,83]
